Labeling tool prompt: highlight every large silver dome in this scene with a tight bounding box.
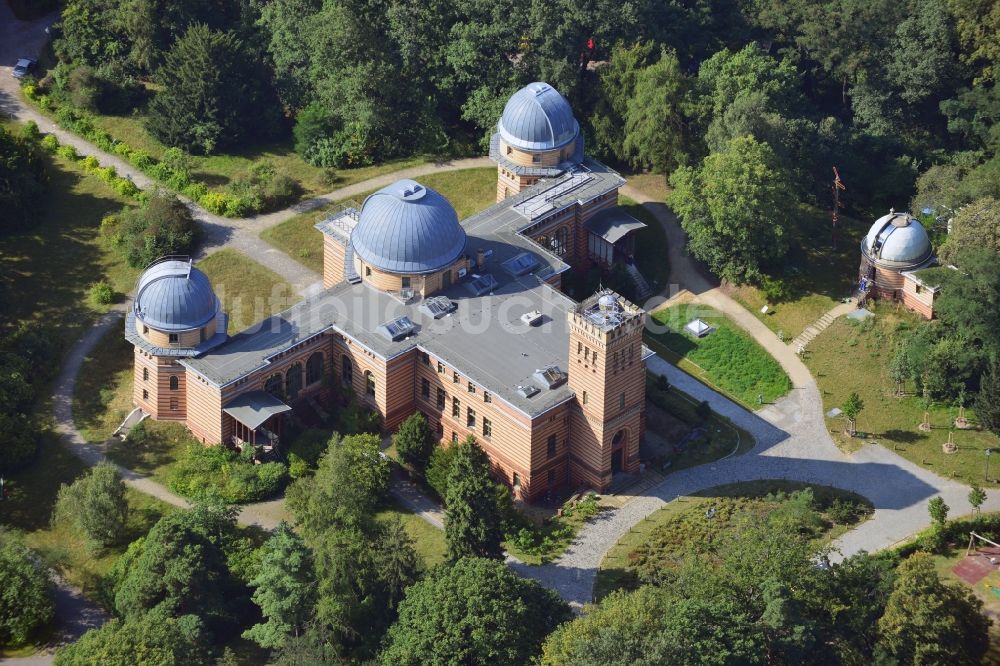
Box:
[134,259,220,331]
[497,82,579,152]
[350,179,466,275]
[862,211,934,267]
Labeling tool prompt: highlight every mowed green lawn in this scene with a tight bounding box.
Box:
[646,304,792,408]
[261,167,498,274]
[804,303,1000,485]
[0,126,138,344]
[724,205,868,339]
[71,112,430,199]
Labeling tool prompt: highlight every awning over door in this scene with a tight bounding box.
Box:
[584,207,647,244]
[223,391,291,430]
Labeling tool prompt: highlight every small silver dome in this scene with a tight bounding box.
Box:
[134,258,220,331]
[350,179,466,275]
[497,82,580,152]
[862,211,933,267]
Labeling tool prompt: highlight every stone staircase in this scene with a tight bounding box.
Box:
[625,263,653,302]
[791,310,839,350]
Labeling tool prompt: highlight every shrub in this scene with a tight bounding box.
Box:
[128,150,154,170]
[20,121,40,142]
[286,429,331,479]
[113,177,140,198]
[66,65,101,112]
[694,400,712,423]
[0,530,54,647]
[56,143,79,161]
[199,191,228,214]
[181,182,208,201]
[94,166,117,184]
[80,155,99,171]
[89,281,114,305]
[40,134,59,152]
[115,191,198,268]
[394,413,434,473]
[262,174,302,208]
[828,498,865,524]
[168,444,289,504]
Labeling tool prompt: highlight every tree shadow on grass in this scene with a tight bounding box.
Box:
[881,429,924,444]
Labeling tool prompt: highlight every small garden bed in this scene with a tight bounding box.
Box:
[646,303,792,407]
[504,493,609,565]
[595,480,874,600]
[167,443,288,504]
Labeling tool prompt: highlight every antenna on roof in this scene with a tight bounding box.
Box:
[831,166,846,251]
[186,257,193,279]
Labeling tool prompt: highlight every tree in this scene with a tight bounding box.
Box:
[425,439,462,500]
[933,248,1000,357]
[696,44,803,122]
[668,136,794,283]
[889,346,912,396]
[949,0,1000,83]
[842,392,864,436]
[286,433,390,539]
[444,437,505,561]
[53,462,129,553]
[975,357,1000,437]
[621,48,689,173]
[0,531,53,648]
[928,496,950,529]
[393,412,434,473]
[939,198,1000,263]
[146,24,278,153]
[0,126,48,233]
[968,483,987,516]
[106,191,198,269]
[380,557,572,666]
[242,522,315,649]
[54,608,207,666]
[876,552,990,665]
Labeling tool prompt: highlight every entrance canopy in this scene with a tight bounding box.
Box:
[223,391,291,430]
[584,207,647,245]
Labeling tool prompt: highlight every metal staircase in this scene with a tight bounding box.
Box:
[625,263,653,301]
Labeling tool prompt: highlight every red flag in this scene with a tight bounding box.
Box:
[586,37,594,50]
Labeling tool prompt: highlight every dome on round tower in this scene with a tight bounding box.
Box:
[350,179,466,275]
[134,258,220,331]
[862,210,934,267]
[497,82,580,152]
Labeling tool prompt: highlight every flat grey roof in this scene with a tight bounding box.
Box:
[584,207,647,244]
[183,159,626,418]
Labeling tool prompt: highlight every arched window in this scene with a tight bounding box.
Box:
[612,429,627,448]
[286,363,303,400]
[169,375,179,391]
[306,352,323,385]
[264,373,283,397]
[341,355,353,387]
[365,370,375,397]
[553,227,569,256]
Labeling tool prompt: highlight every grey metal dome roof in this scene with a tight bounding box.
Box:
[862,211,934,267]
[134,259,220,331]
[497,82,580,152]
[350,180,466,275]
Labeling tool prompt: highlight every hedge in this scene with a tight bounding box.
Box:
[21,83,251,217]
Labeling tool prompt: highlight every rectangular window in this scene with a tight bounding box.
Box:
[142,389,149,400]
[467,408,476,428]
[143,325,149,334]
[436,421,444,437]
[365,266,372,277]
[577,341,582,354]
[483,417,492,438]
[452,397,460,418]
[453,371,460,384]
[422,352,430,365]
[513,472,522,487]
[620,393,626,410]
[168,333,179,343]
[437,362,445,373]
[468,382,475,394]
[593,351,598,364]
[421,378,430,399]
[169,397,179,411]
[451,431,458,443]
[532,153,541,163]
[437,388,446,409]
[401,276,411,289]
[483,391,491,404]
[582,391,588,405]
[143,367,149,381]
[547,434,557,459]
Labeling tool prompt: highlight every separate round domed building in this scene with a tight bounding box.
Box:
[125,257,228,420]
[858,210,938,318]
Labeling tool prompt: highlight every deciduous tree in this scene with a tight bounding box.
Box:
[842,392,864,436]
[0,126,48,233]
[381,557,571,665]
[0,531,53,648]
[54,608,206,666]
[393,412,434,473]
[54,461,129,553]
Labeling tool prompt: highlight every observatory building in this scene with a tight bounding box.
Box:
[124,83,653,502]
[858,209,938,318]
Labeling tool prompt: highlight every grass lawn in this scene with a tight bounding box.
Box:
[375,499,447,568]
[804,303,1000,484]
[260,167,498,274]
[620,195,669,298]
[46,109,430,200]
[197,249,300,333]
[646,303,792,408]
[622,171,669,202]
[723,205,868,339]
[594,480,873,601]
[74,327,134,443]
[0,124,138,344]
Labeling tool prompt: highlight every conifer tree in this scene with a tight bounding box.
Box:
[444,437,504,561]
[243,522,315,649]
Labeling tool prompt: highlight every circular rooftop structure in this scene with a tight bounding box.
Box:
[134,258,220,332]
[351,179,466,275]
[861,210,933,268]
[497,82,580,152]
